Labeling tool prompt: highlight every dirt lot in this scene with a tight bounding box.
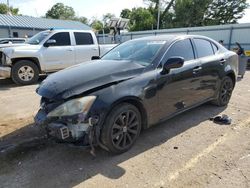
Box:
[0,72,250,188]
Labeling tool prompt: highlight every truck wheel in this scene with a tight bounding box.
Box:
[212,76,234,106]
[101,103,142,154]
[12,60,39,85]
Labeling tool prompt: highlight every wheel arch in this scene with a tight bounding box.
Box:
[225,71,236,87]
[106,96,148,130]
[11,57,42,73]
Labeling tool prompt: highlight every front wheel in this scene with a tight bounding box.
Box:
[212,76,234,106]
[12,60,39,85]
[101,103,142,154]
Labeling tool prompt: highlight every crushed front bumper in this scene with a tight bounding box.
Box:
[34,109,92,145]
[0,66,11,78]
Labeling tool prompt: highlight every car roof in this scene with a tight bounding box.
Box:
[133,34,216,43]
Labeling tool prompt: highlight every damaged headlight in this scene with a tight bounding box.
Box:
[47,96,96,117]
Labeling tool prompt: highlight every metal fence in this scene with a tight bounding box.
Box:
[97,23,250,51]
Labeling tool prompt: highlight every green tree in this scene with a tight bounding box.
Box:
[173,0,212,27]
[204,0,248,25]
[91,19,103,32]
[129,8,154,31]
[144,0,175,28]
[0,3,19,15]
[73,16,89,24]
[120,9,132,19]
[45,3,75,20]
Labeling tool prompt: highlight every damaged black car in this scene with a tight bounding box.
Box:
[35,35,238,154]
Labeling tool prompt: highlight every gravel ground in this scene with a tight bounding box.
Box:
[0,72,250,188]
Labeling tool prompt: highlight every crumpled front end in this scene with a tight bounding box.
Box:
[34,96,101,150]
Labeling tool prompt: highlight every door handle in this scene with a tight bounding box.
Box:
[193,66,202,74]
[219,59,226,65]
[66,49,73,51]
[92,48,98,50]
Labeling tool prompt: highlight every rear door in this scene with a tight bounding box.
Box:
[42,32,74,71]
[156,38,203,119]
[192,38,222,99]
[73,32,99,64]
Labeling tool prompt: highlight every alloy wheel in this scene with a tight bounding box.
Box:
[111,110,140,150]
[18,66,35,81]
[220,78,233,104]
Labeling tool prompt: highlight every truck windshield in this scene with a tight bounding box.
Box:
[27,31,50,45]
[102,40,166,66]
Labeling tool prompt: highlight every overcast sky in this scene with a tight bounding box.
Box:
[1,0,250,23]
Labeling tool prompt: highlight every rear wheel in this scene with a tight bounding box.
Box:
[101,103,142,154]
[212,76,234,106]
[12,60,39,85]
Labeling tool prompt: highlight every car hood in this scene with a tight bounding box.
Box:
[37,60,145,100]
[0,44,40,53]
[0,43,28,48]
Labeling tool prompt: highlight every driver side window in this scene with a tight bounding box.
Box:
[48,32,71,46]
[165,39,195,62]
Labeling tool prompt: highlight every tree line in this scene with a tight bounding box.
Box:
[0,1,248,33]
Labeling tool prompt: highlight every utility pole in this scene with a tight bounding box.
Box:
[6,0,12,15]
[157,0,161,30]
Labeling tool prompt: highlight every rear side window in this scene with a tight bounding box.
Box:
[49,32,71,46]
[74,32,94,45]
[194,39,214,58]
[165,39,195,61]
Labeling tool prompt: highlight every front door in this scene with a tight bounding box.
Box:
[41,32,74,71]
[156,38,203,120]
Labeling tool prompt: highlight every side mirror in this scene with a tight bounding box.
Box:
[91,56,101,60]
[161,56,184,74]
[44,39,56,47]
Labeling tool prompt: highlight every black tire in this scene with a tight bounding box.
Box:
[12,60,39,85]
[101,103,142,154]
[212,76,234,106]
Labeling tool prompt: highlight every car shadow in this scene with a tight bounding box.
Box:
[0,103,226,187]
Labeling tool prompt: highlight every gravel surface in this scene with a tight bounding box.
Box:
[0,72,250,188]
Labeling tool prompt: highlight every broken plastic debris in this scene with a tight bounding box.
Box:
[209,114,232,125]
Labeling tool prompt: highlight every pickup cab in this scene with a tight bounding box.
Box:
[0,29,116,85]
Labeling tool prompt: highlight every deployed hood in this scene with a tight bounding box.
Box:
[37,60,145,100]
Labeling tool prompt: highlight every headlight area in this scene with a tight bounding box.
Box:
[36,96,100,146]
[1,50,13,65]
[0,52,6,65]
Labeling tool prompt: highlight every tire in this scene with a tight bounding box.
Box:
[212,76,234,106]
[12,60,39,85]
[101,103,142,154]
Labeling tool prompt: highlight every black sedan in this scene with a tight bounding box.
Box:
[35,35,238,154]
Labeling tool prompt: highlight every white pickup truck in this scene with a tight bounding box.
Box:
[0,29,116,85]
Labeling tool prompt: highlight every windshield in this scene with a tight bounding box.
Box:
[27,31,51,45]
[102,40,166,66]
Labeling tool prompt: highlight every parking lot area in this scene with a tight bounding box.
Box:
[0,72,250,188]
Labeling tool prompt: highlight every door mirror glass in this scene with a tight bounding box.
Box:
[44,39,56,47]
[161,56,184,74]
